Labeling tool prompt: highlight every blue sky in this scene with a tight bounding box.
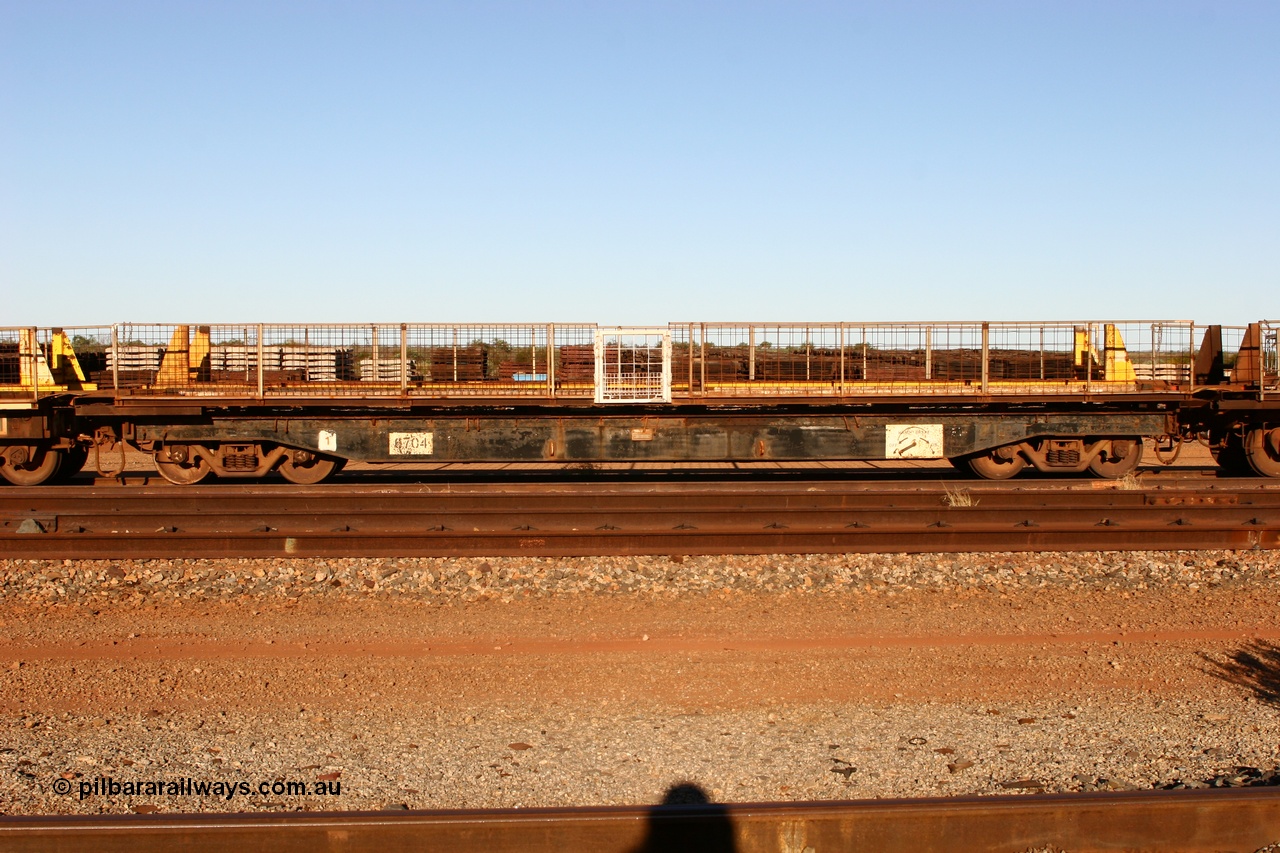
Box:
[2,1,1276,325]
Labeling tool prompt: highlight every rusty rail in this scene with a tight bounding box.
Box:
[2,790,1278,852]
[2,480,1279,558]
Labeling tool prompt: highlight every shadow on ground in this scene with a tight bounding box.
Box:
[1202,641,1280,706]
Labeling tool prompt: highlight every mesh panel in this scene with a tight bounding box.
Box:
[0,328,37,394]
[104,324,602,399]
[1264,322,1278,382]
[1221,325,1248,374]
[0,326,112,399]
[594,329,671,403]
[0,320,1230,403]
[677,321,1195,396]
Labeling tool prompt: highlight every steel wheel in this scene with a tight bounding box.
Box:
[153,445,212,485]
[52,446,89,483]
[0,445,62,486]
[278,450,344,485]
[964,448,1026,480]
[1087,438,1143,479]
[1244,427,1280,478]
[1212,433,1254,476]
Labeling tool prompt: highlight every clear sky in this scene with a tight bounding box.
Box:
[2,1,1276,326]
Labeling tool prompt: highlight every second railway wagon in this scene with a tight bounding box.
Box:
[1,319,1277,485]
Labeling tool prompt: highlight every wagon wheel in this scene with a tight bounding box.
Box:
[153,445,212,485]
[963,447,1027,480]
[1087,438,1143,479]
[0,445,62,486]
[1211,433,1254,476]
[1244,427,1280,478]
[52,446,89,483]
[278,449,345,485]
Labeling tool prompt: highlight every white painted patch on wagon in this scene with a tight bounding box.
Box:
[318,430,338,452]
[390,432,433,455]
[885,424,944,459]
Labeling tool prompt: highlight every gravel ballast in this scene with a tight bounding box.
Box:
[2,550,1279,814]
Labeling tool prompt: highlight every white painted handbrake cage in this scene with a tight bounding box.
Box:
[594,327,672,404]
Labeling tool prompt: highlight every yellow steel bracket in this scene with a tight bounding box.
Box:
[156,325,212,386]
[1,328,97,394]
[1103,324,1136,382]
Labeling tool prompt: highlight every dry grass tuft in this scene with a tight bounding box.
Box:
[1114,472,1144,490]
[941,483,978,507]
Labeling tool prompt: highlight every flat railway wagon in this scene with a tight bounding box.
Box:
[1,319,1277,485]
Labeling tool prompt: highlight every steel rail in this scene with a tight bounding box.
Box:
[1,790,1278,852]
[95,466,1260,489]
[2,481,1279,558]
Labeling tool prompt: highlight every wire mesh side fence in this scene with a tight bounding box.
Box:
[0,329,40,397]
[1223,321,1280,393]
[97,324,600,399]
[1266,323,1279,388]
[0,327,112,399]
[674,321,1200,397]
[1,320,1260,404]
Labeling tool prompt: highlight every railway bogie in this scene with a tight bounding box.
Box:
[959,435,1147,480]
[147,441,347,485]
[2,319,1277,483]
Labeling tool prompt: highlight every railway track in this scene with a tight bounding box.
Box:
[2,477,1278,558]
[2,790,1278,852]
